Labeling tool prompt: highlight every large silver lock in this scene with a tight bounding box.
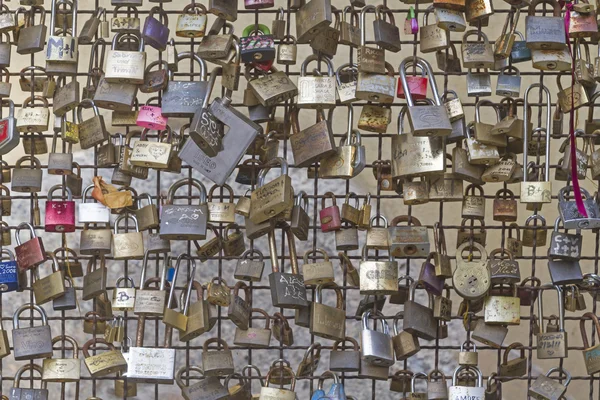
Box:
[558,186,600,229]
[360,310,395,367]
[448,365,485,399]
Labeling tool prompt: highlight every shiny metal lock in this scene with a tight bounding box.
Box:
[41,335,80,382]
[403,281,437,340]
[448,366,485,400]
[453,242,490,301]
[83,338,127,377]
[359,246,398,295]
[580,312,600,374]
[12,303,53,360]
[536,286,568,359]
[277,35,297,65]
[420,6,449,53]
[360,310,395,366]
[160,178,208,240]
[399,57,452,136]
[297,55,336,108]
[458,341,478,366]
[105,32,145,84]
[466,69,492,97]
[134,251,168,316]
[558,185,600,229]
[10,365,49,400]
[16,96,50,133]
[462,30,495,68]
[529,367,571,400]
[496,66,521,97]
[521,84,552,208]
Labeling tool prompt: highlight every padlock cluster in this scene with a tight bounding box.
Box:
[0,0,599,397]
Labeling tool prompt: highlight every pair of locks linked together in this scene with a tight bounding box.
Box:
[0,0,600,397]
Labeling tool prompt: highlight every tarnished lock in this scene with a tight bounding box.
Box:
[17,96,50,133]
[580,312,600,374]
[179,279,216,341]
[248,66,297,108]
[202,338,234,377]
[373,5,401,52]
[453,242,491,300]
[557,72,589,113]
[105,32,146,84]
[537,285,568,359]
[330,337,361,373]
[366,214,390,250]
[290,108,336,167]
[302,248,334,285]
[484,283,520,325]
[549,217,582,260]
[474,100,506,147]
[529,367,571,400]
[112,213,144,260]
[268,225,307,309]
[309,6,340,56]
[82,256,107,300]
[420,6,449,53]
[496,66,522,97]
[499,342,527,378]
[163,254,196,332]
[310,283,346,340]
[31,252,65,306]
[359,245,398,295]
[357,5,385,74]
[402,176,429,205]
[111,276,136,312]
[558,185,600,229]
[482,153,517,183]
[76,99,108,150]
[492,188,518,222]
[17,6,47,55]
[525,0,566,50]
[435,7,467,32]
[339,253,360,287]
[12,156,45,194]
[161,51,209,117]
[403,281,437,340]
[111,5,140,33]
[176,365,228,400]
[427,369,449,400]
[12,303,53,360]
[521,83,552,207]
[391,312,421,361]
[234,308,272,348]
[462,184,486,220]
[160,178,208,240]
[356,61,396,104]
[462,30,495,68]
[458,340,478,366]
[389,370,413,394]
[260,365,297,399]
[340,6,360,47]
[388,215,430,257]
[399,56,452,137]
[360,310,395,366]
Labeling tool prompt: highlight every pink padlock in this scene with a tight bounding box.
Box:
[45,185,76,233]
[397,61,428,100]
[320,192,342,232]
[136,97,168,130]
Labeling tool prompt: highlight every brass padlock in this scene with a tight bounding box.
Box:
[529,367,571,400]
[420,6,449,53]
[536,285,568,359]
[42,335,81,383]
[462,30,495,68]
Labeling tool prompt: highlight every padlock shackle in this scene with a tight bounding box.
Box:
[361,310,389,334]
[113,213,140,234]
[359,5,376,46]
[257,157,288,188]
[166,253,197,314]
[267,224,298,274]
[14,364,46,389]
[202,66,221,109]
[13,302,47,329]
[14,222,37,246]
[475,99,501,123]
[537,284,565,332]
[47,184,73,202]
[452,365,483,387]
[167,177,207,205]
[545,367,572,387]
[502,342,525,364]
[580,312,600,348]
[175,365,205,390]
[410,371,427,392]
[315,282,343,309]
[523,83,551,182]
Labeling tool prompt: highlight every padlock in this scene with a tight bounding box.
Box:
[366,215,390,250]
[357,6,385,73]
[420,6,449,53]
[250,157,293,224]
[580,312,600,374]
[474,100,506,147]
[110,5,140,33]
[492,189,518,222]
[453,242,491,301]
[427,369,448,400]
[340,6,361,47]
[272,314,295,346]
[484,283,520,325]
[110,277,136,312]
[388,215,430,257]
[356,62,396,104]
[10,365,49,400]
[178,279,216,341]
[402,177,429,205]
[16,96,50,133]
[78,185,110,225]
[462,30,495,68]
[297,55,336,108]
[302,248,334,285]
[496,66,522,97]
[42,335,80,382]
[82,256,107,300]
[234,308,272,348]
[435,7,466,32]
[160,178,208,240]
[76,99,108,150]
[558,185,600,229]
[134,252,168,317]
[466,68,492,97]
[296,0,332,43]
[260,366,297,399]
[389,370,414,393]
[339,253,360,287]
[465,0,494,21]
[44,185,75,232]
[448,366,485,399]
[32,252,66,305]
[536,285,568,359]
[310,283,346,340]
[83,338,127,377]
[268,226,307,309]
[391,312,421,360]
[330,337,360,372]
[127,317,176,384]
[462,184,486,220]
[17,6,47,54]
[458,341,479,366]
[549,217,582,260]
[176,365,228,400]
[112,213,144,260]
[309,7,340,56]
[0,249,18,293]
[498,342,528,378]
[52,78,80,118]
[360,310,395,366]
[105,32,146,84]
[235,249,265,282]
[521,84,552,208]
[141,6,169,51]
[79,7,106,43]
[12,303,53,360]
[14,222,46,271]
[529,367,571,400]
[289,108,336,167]
[373,5,401,52]
[488,248,520,285]
[335,63,358,104]
[495,9,520,60]
[399,56,452,137]
[359,246,398,295]
[436,43,463,73]
[319,192,341,232]
[162,254,196,332]
[135,98,169,132]
[402,281,437,340]
[202,338,234,377]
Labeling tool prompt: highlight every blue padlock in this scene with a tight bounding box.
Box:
[0,249,19,292]
[510,32,532,64]
[312,371,347,400]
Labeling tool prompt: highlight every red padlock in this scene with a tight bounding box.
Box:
[45,185,76,233]
[320,192,342,232]
[397,60,428,100]
[253,59,274,72]
[15,222,47,271]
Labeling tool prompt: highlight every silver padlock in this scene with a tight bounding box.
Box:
[448,365,485,399]
[360,310,395,367]
[558,185,600,230]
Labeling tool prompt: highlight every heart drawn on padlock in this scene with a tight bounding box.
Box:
[149,145,167,160]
